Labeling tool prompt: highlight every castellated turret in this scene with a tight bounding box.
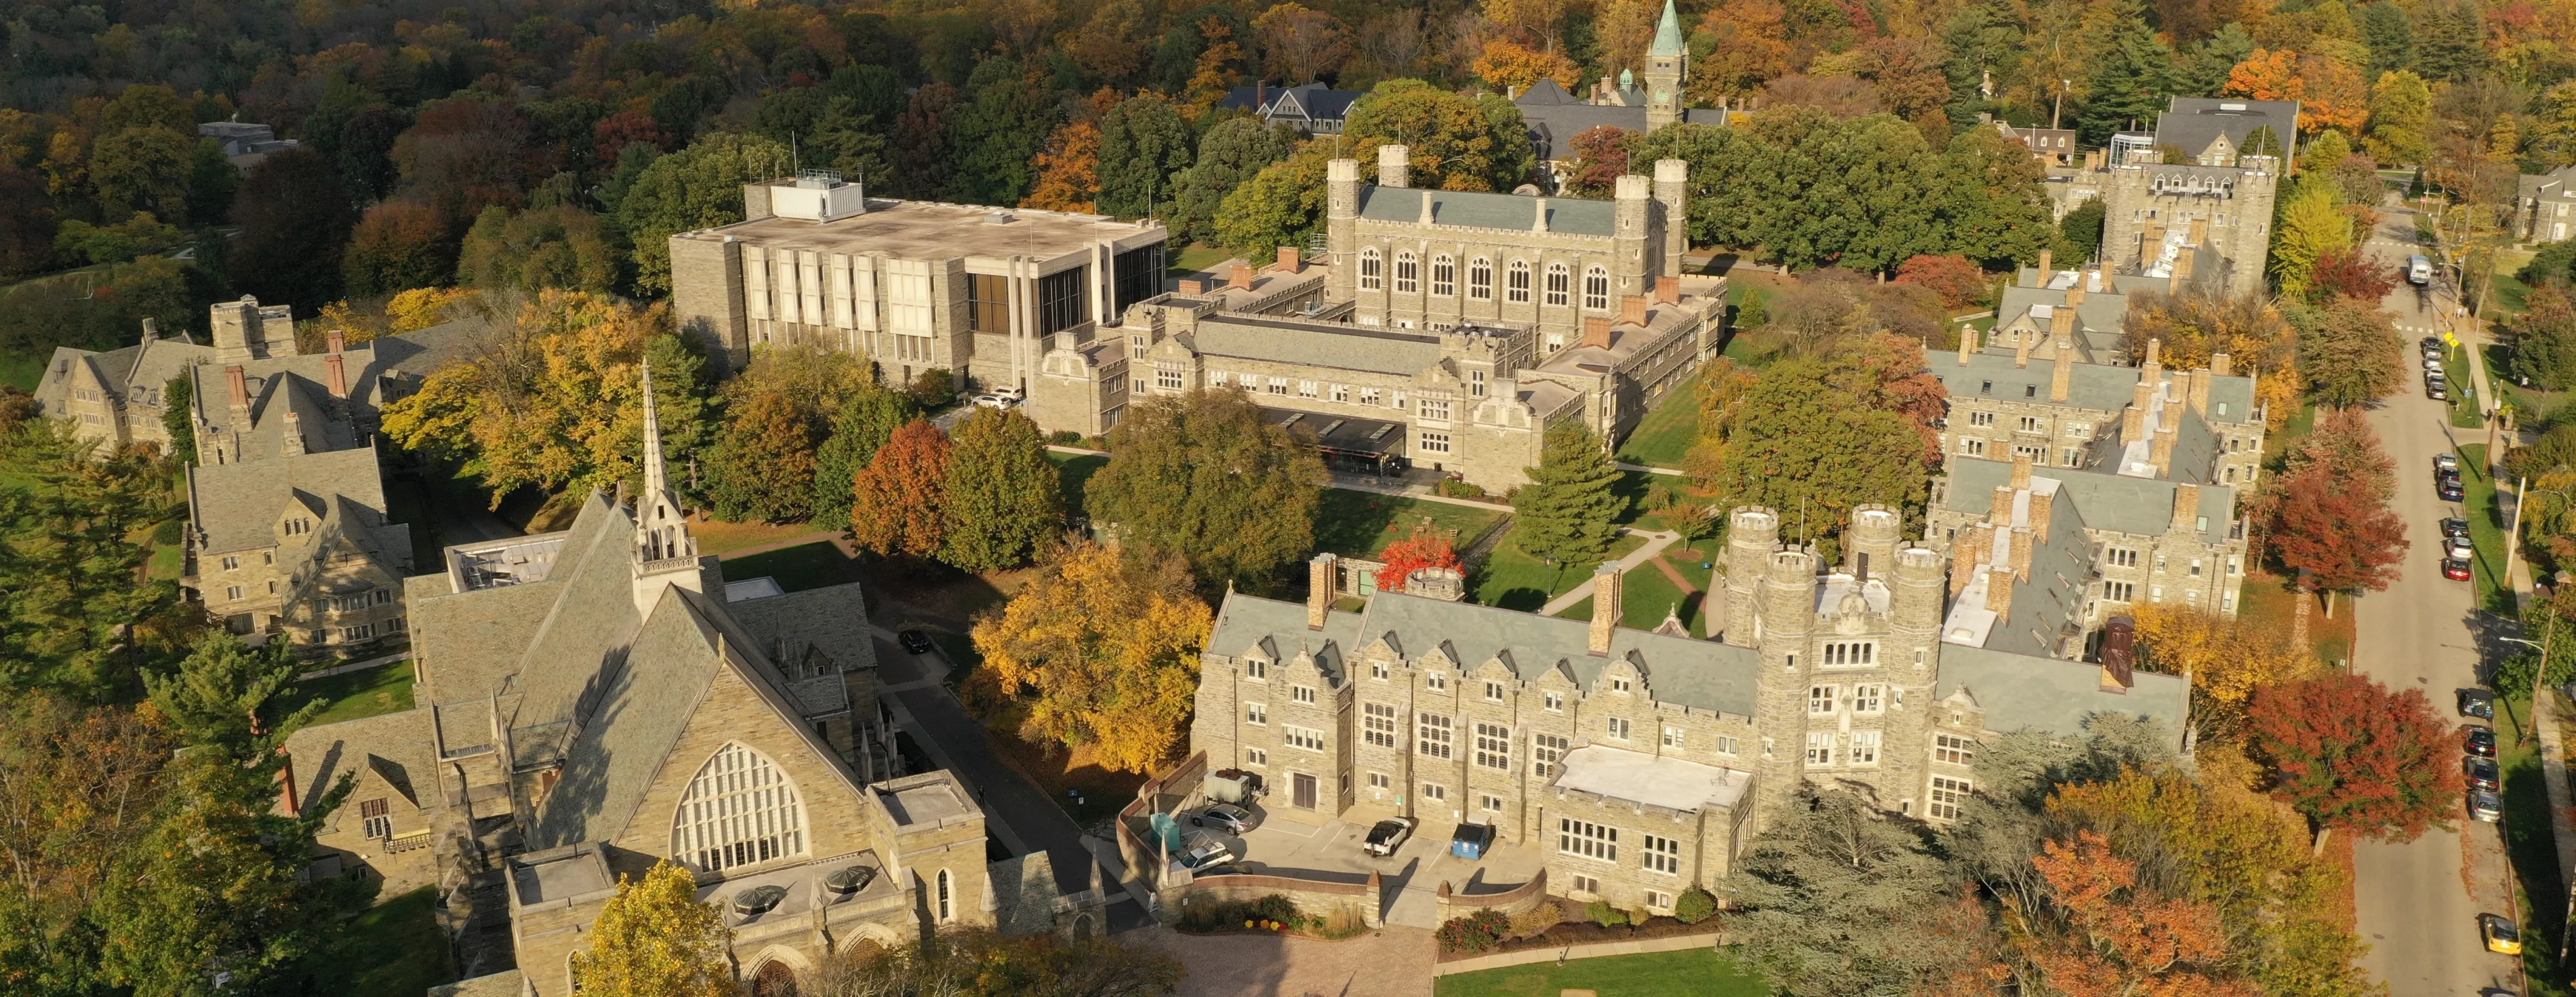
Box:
[1721,507,1779,646]
[1843,505,1902,581]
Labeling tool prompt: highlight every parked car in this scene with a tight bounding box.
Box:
[2444,557,2474,581]
[1173,838,1237,873]
[2427,358,2447,378]
[2472,789,2505,823]
[1186,803,1256,836]
[2467,756,2502,791]
[971,393,1019,409]
[2439,473,2466,502]
[2429,376,2451,400]
[2445,534,2476,560]
[2466,726,2499,758]
[2443,517,2474,543]
[898,629,935,654]
[2482,914,2524,955]
[2461,688,2497,719]
[2437,454,2460,473]
[1361,817,1416,857]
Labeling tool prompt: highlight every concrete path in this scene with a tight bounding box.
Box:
[1131,924,1436,997]
[298,650,408,681]
[1613,461,1683,476]
[1537,530,1681,616]
[1432,930,1723,975]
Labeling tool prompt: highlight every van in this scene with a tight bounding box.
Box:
[2410,255,2434,286]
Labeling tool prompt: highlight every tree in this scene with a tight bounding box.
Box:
[2076,22,2175,146]
[2293,296,2403,408]
[2057,199,2106,263]
[1691,356,1931,549]
[577,861,736,997]
[159,374,194,465]
[2282,407,2397,507]
[949,57,1058,208]
[1214,144,1338,257]
[1693,0,1796,98]
[971,540,1213,773]
[1342,80,1526,192]
[229,149,355,317]
[89,126,194,222]
[1169,117,1295,243]
[1559,125,1631,199]
[702,391,818,524]
[391,96,551,227]
[143,633,321,768]
[2366,70,2434,165]
[2122,290,2303,421]
[1474,40,1582,93]
[341,201,456,298]
[888,83,961,201]
[2510,282,2576,390]
[2248,672,2463,842]
[1893,254,1989,311]
[0,698,173,994]
[811,388,915,531]
[380,292,673,500]
[1935,127,2057,269]
[1726,791,1991,997]
[2308,246,2396,304]
[1376,519,1464,592]
[1095,96,1194,220]
[0,424,183,699]
[616,132,790,296]
[1253,3,1352,84]
[458,205,618,294]
[849,419,954,560]
[2270,182,2352,298]
[1181,18,1248,118]
[1087,390,1326,589]
[2129,602,2318,730]
[942,408,1064,571]
[2272,463,2407,614]
[2013,830,2261,997]
[1514,422,1626,568]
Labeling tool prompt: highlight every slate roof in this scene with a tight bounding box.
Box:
[1925,349,2141,412]
[32,336,209,421]
[1950,480,2099,659]
[281,707,437,826]
[184,444,393,555]
[428,971,527,997]
[1357,187,1621,237]
[523,583,730,851]
[2522,164,2576,203]
[1946,457,2237,545]
[1515,104,1728,160]
[1193,314,1445,376]
[1218,83,1363,124]
[2154,97,2301,161]
[1937,644,2190,736]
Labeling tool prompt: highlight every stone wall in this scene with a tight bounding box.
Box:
[1175,871,1383,928]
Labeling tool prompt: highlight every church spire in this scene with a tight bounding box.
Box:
[641,362,669,503]
[1651,0,1685,58]
[633,364,696,567]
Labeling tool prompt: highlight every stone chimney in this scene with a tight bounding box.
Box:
[1986,560,2017,622]
[2144,337,2162,369]
[2036,248,2052,283]
[2011,453,2034,490]
[224,365,249,424]
[1229,262,1254,291]
[1655,276,1678,305]
[2009,526,2034,576]
[2188,368,2211,416]
[1377,144,1410,189]
[2014,333,2032,369]
[325,328,345,354]
[1989,484,2015,526]
[2064,281,2085,309]
[2172,484,2202,534]
[2049,300,2076,343]
[1950,526,1993,595]
[1308,553,1337,629]
[140,317,159,342]
[1276,246,1301,273]
[2150,420,2178,473]
[1958,324,1974,364]
[325,352,347,399]
[2211,351,2232,377]
[1533,197,1548,233]
[282,410,306,456]
[1621,295,1648,326]
[2029,483,2055,536]
[1588,562,1624,656]
[2049,338,2074,402]
[1581,316,1613,349]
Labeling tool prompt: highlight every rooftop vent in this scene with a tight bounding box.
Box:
[794,168,842,189]
[824,865,877,897]
[2218,102,2247,111]
[985,212,1016,225]
[732,884,788,917]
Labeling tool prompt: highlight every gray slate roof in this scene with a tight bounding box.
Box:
[185,444,392,555]
[1513,102,1729,161]
[1926,349,2141,412]
[1357,187,1619,237]
[1984,487,2097,660]
[1946,457,2237,545]
[2155,97,2301,162]
[281,707,436,825]
[1193,315,1446,376]
[1936,644,2190,736]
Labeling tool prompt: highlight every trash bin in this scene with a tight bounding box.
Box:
[1450,821,1496,860]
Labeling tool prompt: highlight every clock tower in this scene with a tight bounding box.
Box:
[1644,0,1687,131]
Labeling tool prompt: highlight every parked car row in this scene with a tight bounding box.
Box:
[2425,336,2453,399]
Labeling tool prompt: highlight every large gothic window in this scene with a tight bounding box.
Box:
[1583,266,1610,311]
[1394,251,1420,294]
[1468,258,1493,300]
[1544,263,1570,307]
[1430,254,1455,297]
[1359,248,1384,290]
[672,743,807,872]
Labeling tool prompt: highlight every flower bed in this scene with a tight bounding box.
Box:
[1173,893,1371,941]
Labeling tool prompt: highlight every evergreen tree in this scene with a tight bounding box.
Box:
[810,387,914,531]
[947,57,1058,207]
[615,132,791,296]
[143,632,321,768]
[0,424,182,699]
[701,391,818,524]
[644,333,717,493]
[160,374,195,465]
[2360,2,2417,77]
[2413,0,2487,81]
[1095,96,1194,220]
[2076,22,2176,146]
[2058,198,2107,262]
[1725,790,1977,997]
[1087,390,1325,590]
[1514,422,1625,568]
[2177,24,2256,98]
[941,408,1064,571]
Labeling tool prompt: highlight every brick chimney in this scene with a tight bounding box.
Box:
[325,328,345,354]
[282,410,306,456]
[2011,454,2033,490]
[1581,316,1613,349]
[2050,338,2074,402]
[2211,351,2232,377]
[2036,248,2052,283]
[1986,561,2017,622]
[325,353,347,399]
[1229,262,1255,291]
[1957,324,1974,364]
[1621,295,1648,326]
[1276,246,1301,274]
[1178,279,1205,295]
[2144,337,2162,370]
[1950,528,1993,595]
[2188,368,2211,416]
[2150,421,2177,472]
[224,365,249,424]
[2172,484,2202,534]
[1655,276,1678,305]
[2064,281,2085,308]
[1588,562,1624,656]
[1308,553,1337,629]
[2029,483,2055,536]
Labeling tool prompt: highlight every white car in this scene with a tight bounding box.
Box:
[970,393,1019,409]
[1173,838,1236,872]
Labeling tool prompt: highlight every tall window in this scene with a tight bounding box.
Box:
[1582,266,1609,311]
[1037,267,1087,334]
[1359,248,1384,290]
[1935,733,1976,764]
[1394,252,1420,293]
[1364,703,1398,747]
[361,798,392,839]
[1805,731,1834,765]
[1852,684,1884,714]
[1808,686,1837,715]
[1558,818,1617,861]
[1643,834,1681,874]
[1533,732,1568,777]
[1507,260,1532,302]
[966,274,1009,332]
[1822,642,1876,667]
[1417,713,1453,758]
[1849,730,1882,765]
[1468,257,1494,300]
[936,869,954,921]
[672,743,806,872]
[1474,722,1512,770]
[1928,777,1971,820]
[1544,263,1570,306]
[1430,254,1456,296]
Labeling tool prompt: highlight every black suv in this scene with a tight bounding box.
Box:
[2442,517,2473,543]
[2466,726,2498,758]
[2438,471,2466,502]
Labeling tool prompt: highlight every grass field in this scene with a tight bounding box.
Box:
[719,540,859,593]
[291,661,414,726]
[1168,242,1232,277]
[1432,947,1767,996]
[346,887,454,997]
[1555,543,1719,634]
[690,517,821,555]
[0,351,41,392]
[1049,451,1108,520]
[1615,376,1701,469]
[2457,444,2517,617]
[1314,488,1510,560]
[1474,530,1648,610]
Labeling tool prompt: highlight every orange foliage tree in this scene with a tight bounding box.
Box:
[2015,830,2261,997]
[1472,39,1581,93]
[1376,519,1464,592]
[2247,672,2463,843]
[1024,90,1116,213]
[849,419,952,559]
[2223,49,2366,134]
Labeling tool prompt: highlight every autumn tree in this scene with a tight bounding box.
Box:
[1559,125,1630,199]
[341,200,456,297]
[810,927,1185,994]
[1514,422,1626,568]
[1892,254,1990,312]
[2247,672,2462,843]
[849,419,954,560]
[811,387,914,532]
[1087,389,1325,590]
[2271,463,2407,615]
[2271,180,2352,298]
[971,540,1213,773]
[2293,296,2404,408]
[2307,246,2397,303]
[2366,70,2434,165]
[942,408,1064,572]
[1253,3,1352,84]
[458,204,618,294]
[2129,602,2318,731]
[2122,290,2302,422]
[1474,40,1582,93]
[1690,353,1931,551]
[577,862,736,997]
[2012,831,2261,997]
[1182,18,1247,117]
[1376,519,1464,593]
[702,391,818,524]
[1024,92,1113,214]
[2509,282,2576,389]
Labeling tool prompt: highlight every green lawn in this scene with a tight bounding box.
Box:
[1615,374,1701,469]
[2493,250,2539,318]
[1434,947,1764,996]
[1474,530,1649,611]
[1314,489,1510,560]
[1049,451,1108,522]
[1556,548,1718,635]
[2457,444,2518,616]
[345,886,454,997]
[2493,684,2571,997]
[291,661,414,726]
[1167,242,1232,277]
[719,540,859,593]
[0,351,41,392]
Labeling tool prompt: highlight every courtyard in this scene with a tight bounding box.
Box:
[1175,800,1547,928]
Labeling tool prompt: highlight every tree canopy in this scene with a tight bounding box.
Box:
[1087,389,1326,591]
[970,540,1213,773]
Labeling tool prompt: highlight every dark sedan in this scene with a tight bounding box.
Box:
[2438,473,2466,502]
[2467,756,2502,791]
[898,629,935,654]
[2442,517,2473,543]
[2466,726,2498,758]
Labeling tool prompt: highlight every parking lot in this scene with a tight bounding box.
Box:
[1175,804,1546,927]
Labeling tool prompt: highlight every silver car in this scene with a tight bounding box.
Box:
[1187,803,1256,836]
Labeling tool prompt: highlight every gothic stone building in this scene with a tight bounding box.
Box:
[1189,506,2188,916]
[2096,97,2297,298]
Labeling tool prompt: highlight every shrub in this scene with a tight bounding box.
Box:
[1247,894,1299,924]
[906,368,956,407]
[1508,899,1564,938]
[1436,909,1512,953]
[1435,478,1487,498]
[1630,908,1651,927]
[1175,893,1305,933]
[1584,901,1628,927]
[1049,429,1085,445]
[1673,886,1718,924]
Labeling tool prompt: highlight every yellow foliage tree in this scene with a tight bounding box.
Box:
[971,539,1213,773]
[1473,39,1583,93]
[387,286,481,334]
[576,861,736,997]
[380,291,666,502]
[2129,602,2319,729]
[1182,18,1245,118]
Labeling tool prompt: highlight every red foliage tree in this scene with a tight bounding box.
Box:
[2021,830,2259,997]
[2309,246,2398,303]
[1562,125,1631,199]
[2247,672,2463,842]
[390,96,552,225]
[1892,254,1991,312]
[849,419,953,559]
[2270,463,2408,612]
[592,111,672,166]
[1375,519,1464,592]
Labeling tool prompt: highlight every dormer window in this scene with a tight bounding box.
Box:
[1426,671,1447,692]
[1484,681,1504,702]
[1292,684,1316,705]
[1245,659,1267,680]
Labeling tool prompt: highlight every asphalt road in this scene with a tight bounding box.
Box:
[2349,208,2524,996]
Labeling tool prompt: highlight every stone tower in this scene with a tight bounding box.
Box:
[212,296,298,366]
[1644,0,1688,132]
[1327,157,1362,304]
[1613,175,1653,298]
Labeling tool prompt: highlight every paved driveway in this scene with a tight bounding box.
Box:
[1131,924,1436,997]
[1201,811,1545,927]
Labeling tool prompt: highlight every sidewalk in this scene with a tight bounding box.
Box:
[1537,529,1682,616]
[1432,930,1723,976]
[298,650,408,681]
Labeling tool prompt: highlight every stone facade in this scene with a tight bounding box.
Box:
[2094,98,2296,298]
[1929,456,2251,629]
[1928,341,2266,490]
[2517,163,2576,243]
[1190,507,2190,914]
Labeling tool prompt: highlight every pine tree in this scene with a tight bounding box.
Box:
[1514,422,1625,568]
[159,374,194,465]
[942,408,1065,572]
[810,387,914,531]
[576,862,737,997]
[2076,22,2176,146]
[143,631,321,768]
[849,419,953,560]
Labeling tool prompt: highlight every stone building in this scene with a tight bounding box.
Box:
[2516,163,2576,243]
[1510,0,1720,181]
[1189,507,2188,916]
[2095,98,2296,298]
[283,382,1102,996]
[1927,338,2266,490]
[1217,82,1364,134]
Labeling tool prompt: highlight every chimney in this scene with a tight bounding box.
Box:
[1276,246,1301,274]
[1599,76,1613,102]
[2143,338,2164,376]
[2188,368,2211,416]
[2049,300,2075,342]
[2029,484,2055,536]
[2188,217,2208,245]
[2122,384,2148,439]
[2009,526,2034,576]
[1229,262,1254,291]
[1533,197,1548,232]
[1957,324,1974,364]
[2011,454,2033,490]
[2050,339,2073,402]
[2014,334,2032,369]
[1621,295,1648,326]
[2166,268,2182,294]
[1950,528,1992,595]
[224,365,249,423]
[1588,562,1624,655]
[325,352,347,399]
[1178,279,1205,295]
[2172,484,2202,534]
[1655,276,1678,305]
[1990,484,2015,526]
[2211,351,2232,377]
[1986,561,2017,621]
[325,328,345,354]
[1419,192,1436,225]
[1308,553,1337,629]
[141,317,159,342]
[2036,248,2051,283]
[2064,281,2085,308]
[1377,144,1410,189]
[1581,316,1613,349]
[2150,421,2177,472]
[282,410,306,456]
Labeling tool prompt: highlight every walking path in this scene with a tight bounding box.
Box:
[298,650,408,681]
[1537,529,1682,616]
[1615,461,1683,476]
[1432,930,1725,976]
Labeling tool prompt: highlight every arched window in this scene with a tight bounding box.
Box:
[672,743,806,872]
[1544,263,1571,307]
[936,869,954,921]
[1506,260,1531,303]
[1394,251,1420,294]
[1468,258,1493,300]
[1583,266,1610,311]
[1359,248,1384,290]
[1430,254,1455,296]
